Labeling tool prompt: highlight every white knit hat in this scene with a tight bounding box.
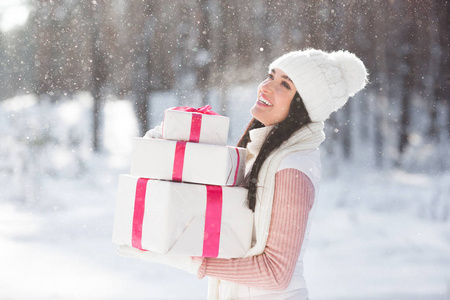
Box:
[269,49,368,122]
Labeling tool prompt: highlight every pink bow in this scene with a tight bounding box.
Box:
[169,105,220,116]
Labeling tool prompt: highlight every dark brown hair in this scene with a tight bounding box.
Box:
[237,92,311,212]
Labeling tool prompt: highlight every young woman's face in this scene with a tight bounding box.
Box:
[251,68,297,126]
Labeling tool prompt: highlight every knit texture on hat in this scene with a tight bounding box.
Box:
[269,49,368,122]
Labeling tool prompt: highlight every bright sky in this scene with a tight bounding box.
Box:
[0,0,30,32]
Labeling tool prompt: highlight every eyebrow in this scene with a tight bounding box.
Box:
[271,69,293,83]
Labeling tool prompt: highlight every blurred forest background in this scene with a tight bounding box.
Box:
[1,0,449,188]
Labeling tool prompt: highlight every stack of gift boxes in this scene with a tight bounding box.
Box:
[112,106,253,258]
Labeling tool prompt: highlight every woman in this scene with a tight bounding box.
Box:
[119,49,368,299]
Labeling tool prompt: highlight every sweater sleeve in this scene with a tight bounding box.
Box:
[196,168,315,291]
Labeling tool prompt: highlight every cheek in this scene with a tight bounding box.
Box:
[280,94,294,110]
[278,107,290,119]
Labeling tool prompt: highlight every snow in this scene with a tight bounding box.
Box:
[1,90,449,299]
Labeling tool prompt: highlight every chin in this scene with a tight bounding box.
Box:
[251,106,273,126]
[250,105,257,118]
[250,107,262,122]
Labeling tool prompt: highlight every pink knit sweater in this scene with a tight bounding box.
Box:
[197,168,315,291]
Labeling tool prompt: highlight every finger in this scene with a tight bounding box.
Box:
[117,245,142,257]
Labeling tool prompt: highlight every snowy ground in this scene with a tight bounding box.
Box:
[1,91,449,299]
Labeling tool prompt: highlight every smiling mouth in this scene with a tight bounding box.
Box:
[258,96,273,106]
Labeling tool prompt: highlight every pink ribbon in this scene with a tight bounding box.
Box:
[132,177,150,250]
[172,141,187,181]
[202,185,223,257]
[232,148,240,186]
[189,113,202,143]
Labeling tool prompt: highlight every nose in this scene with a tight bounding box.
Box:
[261,79,274,94]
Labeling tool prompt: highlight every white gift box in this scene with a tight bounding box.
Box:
[112,174,253,258]
[130,137,247,186]
[162,108,230,146]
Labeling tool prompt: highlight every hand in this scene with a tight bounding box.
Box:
[143,122,163,139]
[117,245,204,275]
[117,245,160,262]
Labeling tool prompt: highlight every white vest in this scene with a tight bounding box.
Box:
[217,149,321,300]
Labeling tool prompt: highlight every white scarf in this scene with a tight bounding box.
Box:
[208,121,326,300]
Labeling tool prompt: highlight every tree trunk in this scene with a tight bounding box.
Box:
[398,6,417,157]
[398,49,414,155]
[341,105,351,160]
[129,0,154,136]
[197,0,212,106]
[91,2,108,152]
[372,1,390,168]
[435,0,450,136]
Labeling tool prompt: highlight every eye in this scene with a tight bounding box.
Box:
[266,73,274,80]
[282,81,291,90]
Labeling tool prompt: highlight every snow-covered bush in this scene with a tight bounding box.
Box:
[0,92,93,206]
